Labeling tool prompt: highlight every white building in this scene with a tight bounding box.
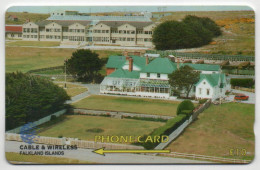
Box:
[100,54,230,100]
[21,14,155,47]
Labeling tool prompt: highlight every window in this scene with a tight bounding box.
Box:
[193,86,196,92]
[147,73,150,77]
[157,73,160,78]
[199,88,202,95]
[207,89,210,95]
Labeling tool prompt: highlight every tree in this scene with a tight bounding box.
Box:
[169,65,200,98]
[65,49,103,82]
[6,72,70,130]
[183,15,221,37]
[152,15,221,50]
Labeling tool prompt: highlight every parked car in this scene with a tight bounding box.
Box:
[234,94,249,100]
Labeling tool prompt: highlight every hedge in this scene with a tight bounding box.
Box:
[122,116,167,122]
[134,114,190,149]
[199,99,208,104]
[230,78,254,88]
[176,100,194,115]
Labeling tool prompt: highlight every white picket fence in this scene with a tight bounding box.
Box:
[160,152,251,164]
[6,109,66,134]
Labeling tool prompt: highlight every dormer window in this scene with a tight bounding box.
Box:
[147,73,150,77]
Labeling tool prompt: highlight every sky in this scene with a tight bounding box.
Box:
[7,6,253,14]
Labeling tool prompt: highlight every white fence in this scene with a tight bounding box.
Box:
[154,116,192,150]
[6,109,66,134]
[155,100,211,150]
[5,133,144,150]
[160,152,251,164]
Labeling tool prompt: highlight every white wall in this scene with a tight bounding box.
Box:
[140,72,168,80]
[195,79,216,100]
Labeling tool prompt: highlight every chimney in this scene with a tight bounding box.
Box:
[146,55,149,65]
[129,57,133,72]
[125,51,130,60]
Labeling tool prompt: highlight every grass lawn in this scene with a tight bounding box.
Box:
[38,115,164,142]
[166,102,255,160]
[33,68,64,75]
[55,83,88,97]
[6,152,93,164]
[72,95,180,116]
[6,41,60,47]
[5,46,121,73]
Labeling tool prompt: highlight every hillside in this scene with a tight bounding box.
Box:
[5,12,49,25]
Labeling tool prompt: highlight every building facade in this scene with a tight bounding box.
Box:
[21,15,155,47]
[5,25,23,39]
[100,53,230,100]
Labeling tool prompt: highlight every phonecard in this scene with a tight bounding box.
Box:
[5,5,255,164]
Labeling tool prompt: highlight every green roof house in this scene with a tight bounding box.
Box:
[101,54,230,101]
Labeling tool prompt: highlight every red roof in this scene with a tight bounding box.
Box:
[5,25,22,33]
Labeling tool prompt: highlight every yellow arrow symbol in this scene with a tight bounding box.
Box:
[92,147,170,156]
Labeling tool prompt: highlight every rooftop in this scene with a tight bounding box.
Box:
[196,73,225,87]
[5,25,22,33]
[142,58,177,74]
[47,15,152,22]
[106,55,146,70]
[107,68,140,79]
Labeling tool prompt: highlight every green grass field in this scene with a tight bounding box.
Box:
[6,41,60,47]
[5,47,120,73]
[6,152,93,164]
[72,95,180,116]
[38,115,164,141]
[166,102,255,160]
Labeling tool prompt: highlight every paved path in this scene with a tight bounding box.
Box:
[226,89,255,104]
[58,82,100,104]
[5,141,211,164]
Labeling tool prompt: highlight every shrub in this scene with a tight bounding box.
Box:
[176,100,195,115]
[181,110,193,116]
[58,135,63,138]
[134,114,190,149]
[230,78,254,88]
[199,99,208,104]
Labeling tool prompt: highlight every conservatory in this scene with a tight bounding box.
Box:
[100,77,171,98]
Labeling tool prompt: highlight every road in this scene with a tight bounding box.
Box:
[5,141,211,164]
[63,83,100,104]
[226,89,255,104]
